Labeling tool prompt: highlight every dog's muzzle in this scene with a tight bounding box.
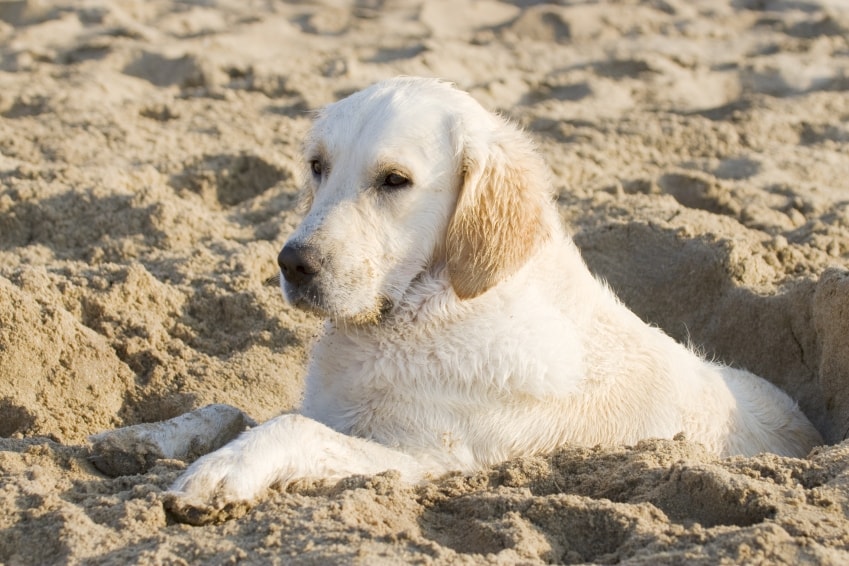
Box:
[277,241,390,324]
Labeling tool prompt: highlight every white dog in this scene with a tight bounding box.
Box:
[168,77,822,520]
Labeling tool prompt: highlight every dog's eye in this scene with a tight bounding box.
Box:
[382,172,410,189]
[309,160,323,178]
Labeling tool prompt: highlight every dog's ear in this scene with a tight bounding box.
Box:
[446,122,551,300]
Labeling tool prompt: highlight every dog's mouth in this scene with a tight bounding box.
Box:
[279,275,393,326]
[343,297,393,326]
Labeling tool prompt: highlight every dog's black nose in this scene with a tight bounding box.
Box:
[278,243,321,287]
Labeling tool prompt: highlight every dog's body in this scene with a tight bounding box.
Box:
[169,77,821,515]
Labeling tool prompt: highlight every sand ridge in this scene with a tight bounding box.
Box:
[1,0,849,563]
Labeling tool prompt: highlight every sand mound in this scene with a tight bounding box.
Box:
[1,0,848,563]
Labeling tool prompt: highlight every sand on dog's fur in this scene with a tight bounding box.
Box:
[1,0,849,563]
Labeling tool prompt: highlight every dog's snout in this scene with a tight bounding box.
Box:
[278,243,321,287]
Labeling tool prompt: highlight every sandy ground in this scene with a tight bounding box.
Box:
[2,0,849,563]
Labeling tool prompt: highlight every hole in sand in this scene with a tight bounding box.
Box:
[171,153,290,208]
[657,173,735,215]
[123,52,215,89]
[648,464,775,528]
[713,157,762,180]
[422,491,642,564]
[0,398,36,437]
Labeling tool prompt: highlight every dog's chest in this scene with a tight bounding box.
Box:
[300,298,586,446]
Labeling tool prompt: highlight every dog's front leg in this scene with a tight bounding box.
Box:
[164,413,432,524]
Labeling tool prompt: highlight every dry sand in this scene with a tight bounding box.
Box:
[1,0,849,563]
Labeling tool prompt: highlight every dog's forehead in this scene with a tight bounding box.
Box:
[309,81,461,156]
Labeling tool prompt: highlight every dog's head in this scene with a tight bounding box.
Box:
[278,77,553,324]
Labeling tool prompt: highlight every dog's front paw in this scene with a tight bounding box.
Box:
[163,447,267,525]
[163,490,251,525]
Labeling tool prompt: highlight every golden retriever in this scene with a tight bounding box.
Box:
[167,77,822,521]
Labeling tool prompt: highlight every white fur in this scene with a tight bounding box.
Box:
[169,77,822,513]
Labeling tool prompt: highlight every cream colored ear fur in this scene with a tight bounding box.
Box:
[446,121,552,299]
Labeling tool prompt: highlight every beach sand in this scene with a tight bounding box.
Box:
[2,0,849,563]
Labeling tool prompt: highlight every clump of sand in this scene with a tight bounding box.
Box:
[1,0,849,563]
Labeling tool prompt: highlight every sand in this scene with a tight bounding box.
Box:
[1,0,849,563]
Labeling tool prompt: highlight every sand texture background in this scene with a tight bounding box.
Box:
[2,0,849,563]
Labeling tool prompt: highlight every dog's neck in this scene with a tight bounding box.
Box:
[325,263,458,337]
